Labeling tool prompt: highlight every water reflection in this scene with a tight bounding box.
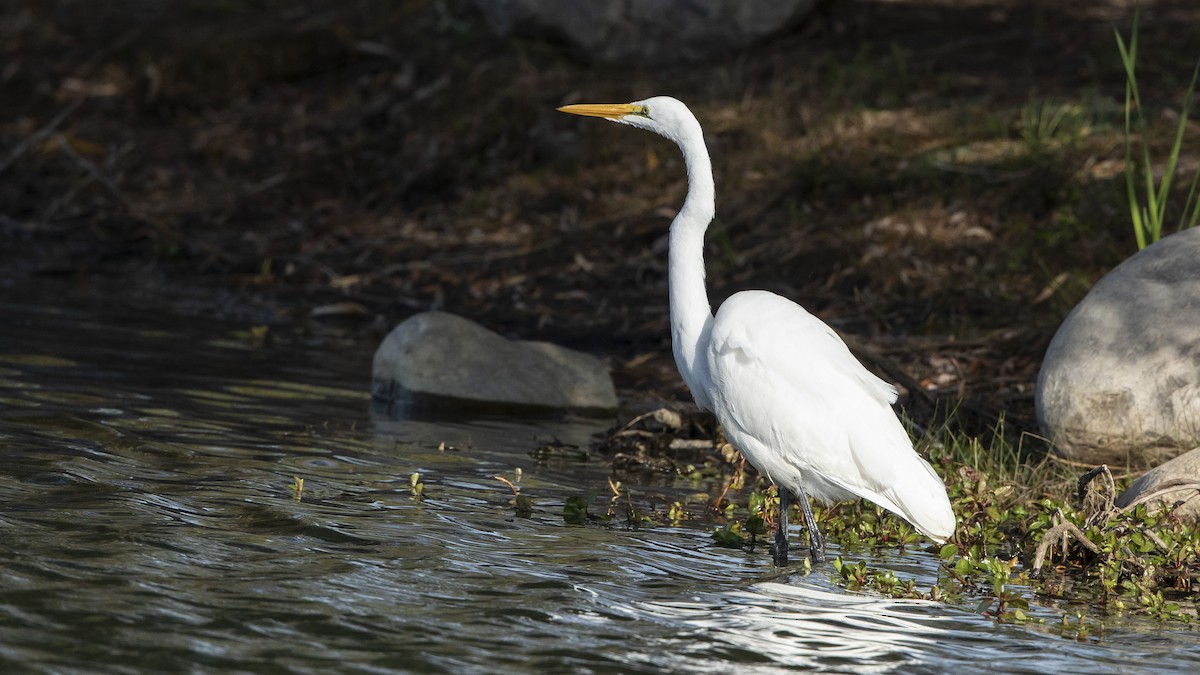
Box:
[628,583,946,670]
[1,302,1199,672]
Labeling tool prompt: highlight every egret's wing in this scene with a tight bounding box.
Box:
[707,290,954,541]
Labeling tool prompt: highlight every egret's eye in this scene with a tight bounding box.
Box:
[632,105,650,117]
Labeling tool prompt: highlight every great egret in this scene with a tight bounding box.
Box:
[559,97,956,564]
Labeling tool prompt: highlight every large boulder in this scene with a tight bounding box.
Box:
[372,312,618,415]
[1036,227,1200,466]
[1115,445,1200,521]
[470,0,817,65]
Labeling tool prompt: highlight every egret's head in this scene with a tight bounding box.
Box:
[557,96,700,145]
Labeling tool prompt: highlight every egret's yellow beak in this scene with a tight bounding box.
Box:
[557,103,646,119]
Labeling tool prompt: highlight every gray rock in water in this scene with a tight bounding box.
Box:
[372,312,618,415]
[471,0,817,64]
[1036,227,1200,466]
[1115,445,1200,521]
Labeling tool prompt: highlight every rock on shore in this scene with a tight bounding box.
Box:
[372,312,618,415]
[1036,227,1200,466]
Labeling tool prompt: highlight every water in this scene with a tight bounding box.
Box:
[1,302,1197,673]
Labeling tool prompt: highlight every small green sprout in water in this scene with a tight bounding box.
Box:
[495,472,533,518]
[964,556,1038,623]
[667,501,688,525]
[563,495,589,525]
[410,472,425,499]
[1057,611,1103,641]
[606,478,652,528]
[833,557,927,600]
[712,521,747,548]
[744,513,767,543]
[515,494,534,518]
[833,557,868,585]
[290,476,304,501]
[247,325,271,348]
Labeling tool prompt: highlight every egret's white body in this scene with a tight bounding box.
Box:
[559,97,955,559]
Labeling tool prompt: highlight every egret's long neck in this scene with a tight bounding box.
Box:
[668,128,716,408]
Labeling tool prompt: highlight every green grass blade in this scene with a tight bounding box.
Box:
[1114,11,1198,247]
[1141,138,1160,243]
[1126,185,1148,250]
[1181,167,1200,231]
[1175,59,1200,232]
[1116,18,1152,249]
[1156,58,1199,235]
[1124,84,1146,251]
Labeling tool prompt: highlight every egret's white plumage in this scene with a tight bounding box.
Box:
[559,96,955,559]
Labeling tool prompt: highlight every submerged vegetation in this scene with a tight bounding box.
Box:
[540,407,1200,632]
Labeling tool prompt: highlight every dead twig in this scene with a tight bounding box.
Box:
[1032,509,1101,575]
[616,407,683,434]
[494,474,519,495]
[40,137,137,224]
[1118,479,1200,513]
[1142,528,1170,552]
[53,134,133,210]
[0,99,83,175]
[1076,464,1113,504]
[1077,464,1118,528]
[1034,467,1197,577]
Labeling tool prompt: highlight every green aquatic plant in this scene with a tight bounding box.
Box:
[716,445,1198,625]
[710,502,767,549]
[1056,611,1102,641]
[712,521,749,549]
[667,501,689,525]
[833,557,925,600]
[893,461,1196,624]
[495,473,533,517]
[1114,12,1200,250]
[563,495,589,525]
[593,408,1200,628]
[605,479,654,528]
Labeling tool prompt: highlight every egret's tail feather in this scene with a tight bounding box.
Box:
[831,451,956,544]
[880,456,956,543]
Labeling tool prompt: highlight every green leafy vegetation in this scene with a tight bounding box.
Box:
[738,433,1197,626]
[562,495,589,525]
[496,472,533,517]
[578,407,1199,631]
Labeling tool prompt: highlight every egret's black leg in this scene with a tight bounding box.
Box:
[772,486,790,566]
[795,484,826,563]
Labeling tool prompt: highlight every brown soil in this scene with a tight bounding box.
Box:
[3,0,1199,446]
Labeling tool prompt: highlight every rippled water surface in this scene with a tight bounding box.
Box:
[2,302,1198,673]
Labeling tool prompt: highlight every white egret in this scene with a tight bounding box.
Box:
[558,97,956,564]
